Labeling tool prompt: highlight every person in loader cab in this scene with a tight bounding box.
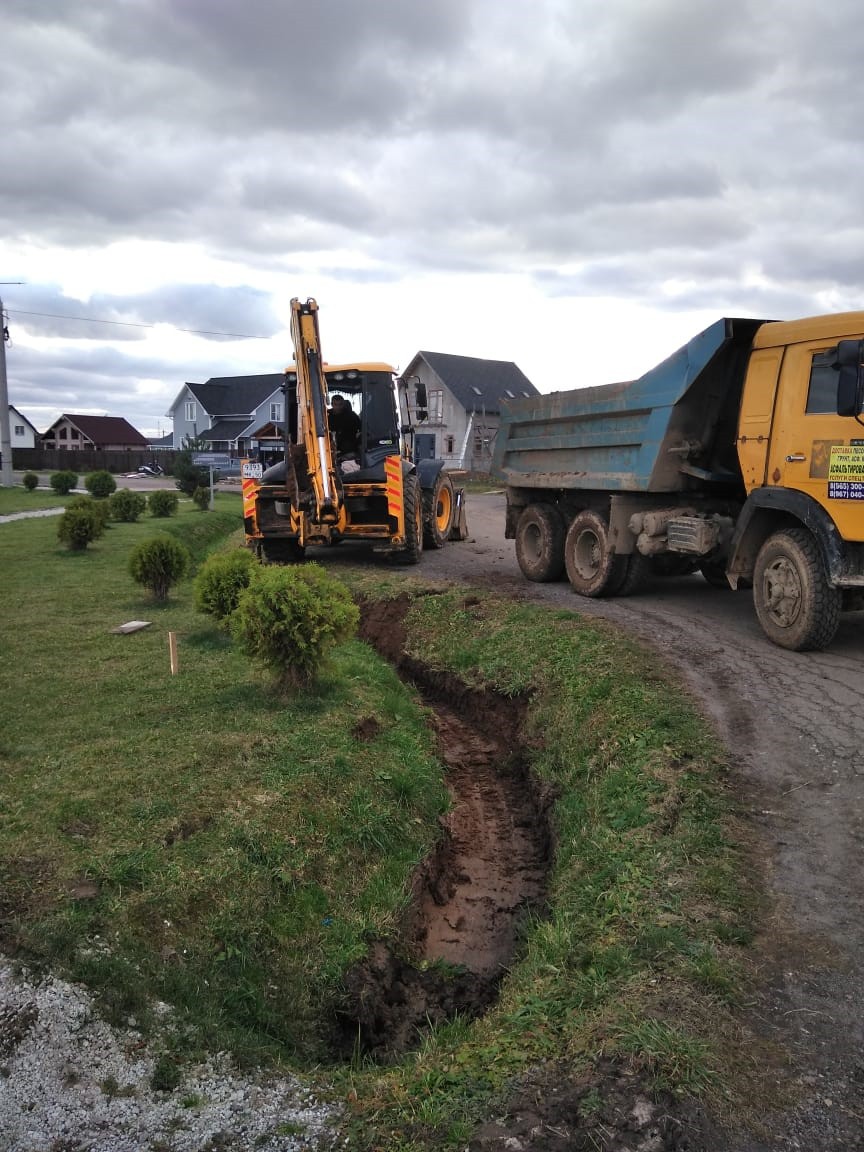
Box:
[327,394,361,457]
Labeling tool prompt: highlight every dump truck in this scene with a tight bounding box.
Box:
[490,312,864,651]
[242,297,466,563]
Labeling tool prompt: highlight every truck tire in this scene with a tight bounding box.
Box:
[753,527,841,651]
[423,471,455,549]
[398,474,424,565]
[515,504,565,582]
[700,560,730,589]
[616,551,652,596]
[564,510,626,597]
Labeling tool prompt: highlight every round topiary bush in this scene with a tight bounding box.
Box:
[194,548,257,623]
[57,505,101,551]
[128,534,191,601]
[66,495,109,537]
[192,486,211,511]
[148,489,180,518]
[50,470,79,495]
[231,562,359,691]
[22,472,39,491]
[109,488,148,522]
[84,470,117,499]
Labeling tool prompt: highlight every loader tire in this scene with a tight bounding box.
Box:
[423,472,455,549]
[398,474,424,565]
[753,527,840,651]
[515,504,565,582]
[564,510,626,598]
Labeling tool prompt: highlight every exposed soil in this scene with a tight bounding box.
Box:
[335,596,551,1060]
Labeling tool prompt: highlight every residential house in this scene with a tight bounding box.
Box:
[400,352,539,471]
[166,375,284,456]
[41,414,149,451]
[8,405,40,449]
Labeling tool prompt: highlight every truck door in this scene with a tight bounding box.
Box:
[766,338,864,541]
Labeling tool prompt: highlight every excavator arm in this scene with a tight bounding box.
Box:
[290,297,341,524]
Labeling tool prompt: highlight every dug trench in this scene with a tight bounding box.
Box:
[333,593,553,1061]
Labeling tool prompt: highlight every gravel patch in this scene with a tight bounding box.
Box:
[0,960,342,1152]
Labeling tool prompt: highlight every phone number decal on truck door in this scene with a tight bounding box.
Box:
[828,445,864,499]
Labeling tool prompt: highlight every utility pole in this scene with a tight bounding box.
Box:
[0,293,16,488]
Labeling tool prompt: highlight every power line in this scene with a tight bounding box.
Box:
[5,308,272,340]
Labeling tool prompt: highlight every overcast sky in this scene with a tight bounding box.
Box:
[3,0,862,437]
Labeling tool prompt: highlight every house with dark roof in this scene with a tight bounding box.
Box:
[41,414,149,451]
[399,352,539,471]
[166,374,284,454]
[9,406,40,449]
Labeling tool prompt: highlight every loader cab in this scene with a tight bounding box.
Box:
[324,364,402,475]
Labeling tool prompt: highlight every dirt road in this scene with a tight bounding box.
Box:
[417,491,864,1150]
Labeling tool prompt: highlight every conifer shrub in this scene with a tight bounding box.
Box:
[57,506,100,551]
[148,489,180,518]
[84,470,117,498]
[109,488,148,522]
[173,449,209,496]
[231,562,359,691]
[22,472,39,491]
[194,548,257,623]
[128,535,191,602]
[192,486,211,511]
[50,470,78,495]
[66,495,110,536]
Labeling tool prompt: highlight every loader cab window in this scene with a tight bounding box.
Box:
[327,371,399,465]
[806,348,839,414]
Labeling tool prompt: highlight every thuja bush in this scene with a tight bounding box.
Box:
[128,535,191,602]
[192,486,211,511]
[231,562,360,691]
[50,470,78,495]
[22,472,39,491]
[148,489,179,518]
[194,548,257,623]
[66,495,110,535]
[84,470,117,498]
[57,506,101,551]
[110,488,148,522]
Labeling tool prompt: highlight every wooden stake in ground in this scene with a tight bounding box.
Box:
[168,631,179,675]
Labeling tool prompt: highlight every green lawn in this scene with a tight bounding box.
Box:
[0,497,763,1148]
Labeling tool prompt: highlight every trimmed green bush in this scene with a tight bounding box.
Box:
[57,506,100,551]
[84,470,117,499]
[22,472,39,491]
[194,548,257,623]
[50,470,78,495]
[66,495,109,536]
[231,562,359,691]
[148,489,179,518]
[128,535,191,602]
[192,486,211,511]
[109,488,148,523]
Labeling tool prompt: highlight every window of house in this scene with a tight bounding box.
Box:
[806,349,839,414]
[59,427,68,439]
[270,402,283,422]
[185,401,197,422]
[446,435,454,453]
[14,425,23,436]
[427,389,443,422]
[71,428,79,439]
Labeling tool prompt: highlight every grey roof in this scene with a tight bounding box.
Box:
[413,352,538,414]
[202,419,254,443]
[188,373,284,417]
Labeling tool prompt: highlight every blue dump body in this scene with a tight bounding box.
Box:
[491,317,768,493]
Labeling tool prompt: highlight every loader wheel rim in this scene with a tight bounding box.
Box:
[435,485,453,534]
[762,556,802,628]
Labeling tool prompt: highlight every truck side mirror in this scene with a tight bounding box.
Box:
[834,340,864,416]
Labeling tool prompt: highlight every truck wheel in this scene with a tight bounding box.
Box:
[564,510,626,597]
[700,560,730,589]
[398,474,424,565]
[753,527,841,651]
[616,551,652,596]
[423,472,455,549]
[515,504,565,582]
